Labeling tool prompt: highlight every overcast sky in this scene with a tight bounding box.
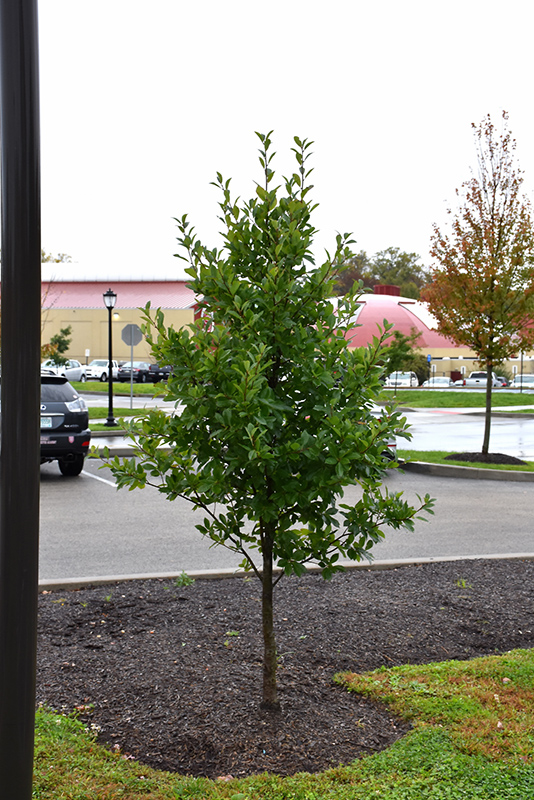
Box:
[38,0,534,280]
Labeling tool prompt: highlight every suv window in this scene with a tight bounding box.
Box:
[41,380,79,403]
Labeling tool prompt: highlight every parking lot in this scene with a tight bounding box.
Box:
[40,458,534,583]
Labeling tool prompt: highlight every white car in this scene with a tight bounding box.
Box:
[453,371,500,387]
[85,359,119,382]
[41,358,86,382]
[384,371,419,388]
[421,376,453,387]
[510,374,534,389]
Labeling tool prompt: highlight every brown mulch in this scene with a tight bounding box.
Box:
[36,559,534,779]
[444,451,528,465]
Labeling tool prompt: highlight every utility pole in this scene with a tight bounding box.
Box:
[0,0,41,797]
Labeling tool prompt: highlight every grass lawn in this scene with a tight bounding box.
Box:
[76,384,534,409]
[398,450,534,473]
[73,381,162,396]
[380,389,534,408]
[33,648,534,798]
[88,407,151,432]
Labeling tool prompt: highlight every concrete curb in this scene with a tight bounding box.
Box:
[462,411,534,419]
[402,460,534,482]
[39,552,534,592]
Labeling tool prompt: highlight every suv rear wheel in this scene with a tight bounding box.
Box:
[58,454,85,477]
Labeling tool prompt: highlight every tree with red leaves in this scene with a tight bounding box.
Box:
[423,112,534,454]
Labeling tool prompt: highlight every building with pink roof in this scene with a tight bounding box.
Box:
[40,276,531,377]
[41,278,195,363]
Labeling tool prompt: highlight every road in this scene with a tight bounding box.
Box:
[39,458,534,582]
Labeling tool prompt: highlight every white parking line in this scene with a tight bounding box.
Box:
[82,470,117,487]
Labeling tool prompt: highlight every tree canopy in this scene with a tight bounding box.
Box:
[423,111,534,453]
[381,328,429,384]
[41,325,72,364]
[334,247,429,299]
[107,133,433,710]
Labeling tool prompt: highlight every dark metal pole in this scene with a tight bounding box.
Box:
[0,0,41,796]
[103,289,117,427]
[106,303,116,426]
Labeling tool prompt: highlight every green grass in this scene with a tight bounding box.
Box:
[72,381,162,396]
[78,384,534,408]
[88,407,150,420]
[33,648,534,798]
[399,449,534,472]
[88,407,151,432]
[77,383,534,411]
[380,389,534,408]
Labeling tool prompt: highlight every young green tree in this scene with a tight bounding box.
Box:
[108,133,433,711]
[382,328,429,384]
[423,112,534,454]
[42,325,72,365]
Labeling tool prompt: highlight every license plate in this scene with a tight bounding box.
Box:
[41,416,53,428]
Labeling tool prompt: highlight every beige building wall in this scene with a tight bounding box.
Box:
[426,354,534,378]
[43,305,534,376]
[41,307,194,363]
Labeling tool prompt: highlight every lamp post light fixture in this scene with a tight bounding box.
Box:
[103,288,118,426]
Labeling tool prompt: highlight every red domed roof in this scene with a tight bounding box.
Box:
[343,292,459,349]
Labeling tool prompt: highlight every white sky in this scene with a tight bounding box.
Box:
[38,0,534,280]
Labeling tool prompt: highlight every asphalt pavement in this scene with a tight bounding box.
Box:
[39,456,534,588]
[38,395,533,588]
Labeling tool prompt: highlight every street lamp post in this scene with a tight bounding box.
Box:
[103,289,117,426]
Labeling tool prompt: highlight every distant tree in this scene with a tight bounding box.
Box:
[332,250,373,295]
[107,133,433,711]
[0,248,71,264]
[381,328,428,384]
[41,249,71,263]
[42,325,72,365]
[423,112,534,454]
[0,250,71,351]
[40,250,72,340]
[334,247,429,298]
[372,247,430,299]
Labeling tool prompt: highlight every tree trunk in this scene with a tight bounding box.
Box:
[482,365,493,454]
[260,530,280,712]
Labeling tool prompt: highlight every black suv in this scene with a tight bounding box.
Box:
[148,363,172,383]
[40,374,91,476]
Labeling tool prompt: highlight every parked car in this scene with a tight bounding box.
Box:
[384,371,419,388]
[421,376,453,387]
[453,371,500,387]
[117,361,152,383]
[40,374,91,476]
[41,358,86,382]
[510,374,534,388]
[85,359,119,382]
[148,363,172,383]
[496,376,510,387]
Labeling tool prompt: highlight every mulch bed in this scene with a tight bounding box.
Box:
[444,451,528,465]
[37,559,534,779]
